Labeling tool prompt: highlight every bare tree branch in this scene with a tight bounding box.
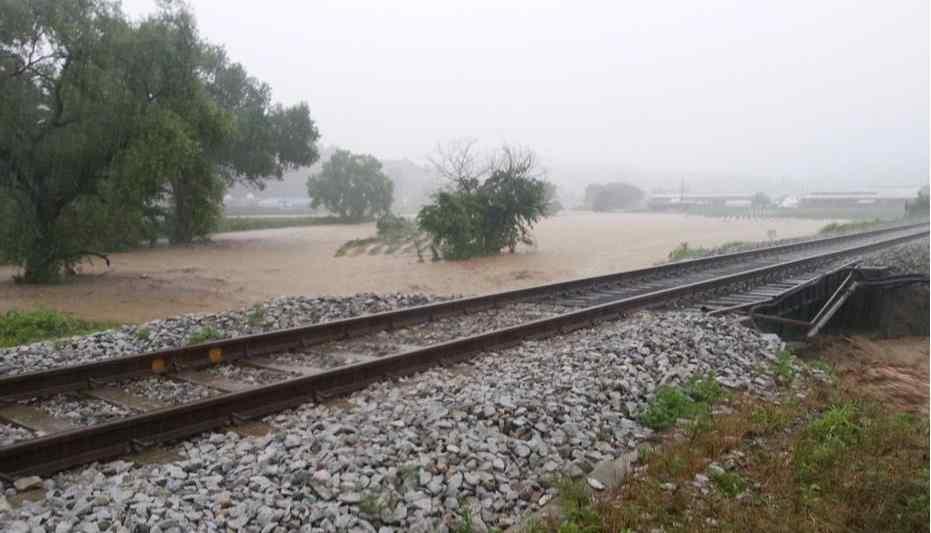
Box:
[428,137,488,192]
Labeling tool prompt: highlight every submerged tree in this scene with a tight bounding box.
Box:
[307,149,394,221]
[417,142,549,259]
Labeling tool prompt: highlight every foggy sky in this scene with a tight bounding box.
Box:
[121,0,928,189]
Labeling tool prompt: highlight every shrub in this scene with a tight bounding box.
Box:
[418,143,549,259]
[818,218,881,235]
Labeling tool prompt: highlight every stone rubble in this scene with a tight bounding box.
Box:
[2,310,783,531]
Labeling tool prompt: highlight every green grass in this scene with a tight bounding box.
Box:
[794,402,863,482]
[575,371,929,533]
[639,375,725,430]
[0,309,119,348]
[216,215,346,233]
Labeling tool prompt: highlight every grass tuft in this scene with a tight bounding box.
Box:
[639,375,725,430]
[773,349,798,385]
[711,470,747,497]
[553,477,601,532]
[246,305,266,327]
[357,493,385,518]
[186,326,224,345]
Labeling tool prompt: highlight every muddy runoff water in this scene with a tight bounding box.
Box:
[0,212,830,323]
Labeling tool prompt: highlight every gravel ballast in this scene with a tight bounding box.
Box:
[204,364,297,386]
[0,294,444,377]
[119,377,218,406]
[860,237,930,276]
[279,302,569,364]
[0,424,34,447]
[1,311,783,532]
[19,394,136,428]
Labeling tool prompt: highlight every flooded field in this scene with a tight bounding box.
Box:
[0,212,830,323]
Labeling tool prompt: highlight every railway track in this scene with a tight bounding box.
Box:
[0,223,926,479]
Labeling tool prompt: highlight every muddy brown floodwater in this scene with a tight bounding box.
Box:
[0,212,831,323]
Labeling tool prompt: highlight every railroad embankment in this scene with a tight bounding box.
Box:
[0,229,927,532]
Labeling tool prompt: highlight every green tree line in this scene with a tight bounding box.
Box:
[0,0,320,283]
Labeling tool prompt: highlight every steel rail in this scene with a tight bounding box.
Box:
[0,223,926,400]
[0,226,926,478]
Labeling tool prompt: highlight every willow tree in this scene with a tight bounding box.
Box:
[0,0,322,283]
[307,149,394,221]
[140,6,321,244]
[0,0,156,282]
